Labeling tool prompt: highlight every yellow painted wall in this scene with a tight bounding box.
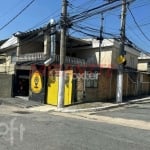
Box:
[47,70,59,105]
[46,70,73,106]
[64,70,73,105]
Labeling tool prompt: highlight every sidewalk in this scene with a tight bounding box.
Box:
[0,97,43,108]
[0,96,150,113]
[61,96,150,112]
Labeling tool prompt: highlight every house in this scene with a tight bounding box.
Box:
[137,52,150,95]
[72,38,140,70]
[138,52,150,73]
[0,22,149,104]
[70,38,149,101]
[0,38,11,73]
[0,21,90,104]
[0,38,17,97]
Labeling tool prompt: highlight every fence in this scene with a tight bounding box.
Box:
[76,69,150,103]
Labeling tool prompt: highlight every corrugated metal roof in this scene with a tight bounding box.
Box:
[14,27,46,38]
[13,22,55,39]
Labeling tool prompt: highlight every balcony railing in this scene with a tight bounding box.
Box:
[18,52,46,62]
[17,53,86,65]
[55,55,86,65]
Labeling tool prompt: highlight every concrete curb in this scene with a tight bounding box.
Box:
[0,96,149,113]
[28,105,57,112]
[60,97,150,113]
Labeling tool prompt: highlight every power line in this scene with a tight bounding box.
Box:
[25,13,60,32]
[131,0,150,9]
[71,0,134,22]
[128,5,150,42]
[0,0,25,18]
[0,0,36,32]
[71,25,119,39]
[68,0,97,15]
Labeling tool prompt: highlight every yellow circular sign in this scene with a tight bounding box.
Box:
[31,71,43,93]
[117,55,126,64]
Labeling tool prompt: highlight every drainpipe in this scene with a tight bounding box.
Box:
[50,19,56,57]
[44,19,56,104]
[44,33,50,57]
[44,19,56,66]
[16,37,20,61]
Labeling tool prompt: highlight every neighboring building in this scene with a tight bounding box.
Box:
[72,38,140,70]
[72,38,143,101]
[137,52,150,95]
[0,39,14,98]
[138,52,150,73]
[0,38,11,74]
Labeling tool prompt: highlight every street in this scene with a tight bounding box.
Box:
[91,99,150,122]
[0,100,150,150]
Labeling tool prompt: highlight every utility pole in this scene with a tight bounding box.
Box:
[99,13,104,67]
[116,0,127,103]
[57,0,68,109]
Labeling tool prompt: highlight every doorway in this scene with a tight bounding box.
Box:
[15,70,30,96]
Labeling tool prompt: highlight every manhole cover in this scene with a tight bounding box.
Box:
[13,111,32,114]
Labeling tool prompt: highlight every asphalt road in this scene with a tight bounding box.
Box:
[0,102,150,150]
[91,99,150,122]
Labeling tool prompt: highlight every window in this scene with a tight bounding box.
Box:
[130,56,135,68]
[11,52,17,64]
[0,58,6,64]
[85,71,98,88]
